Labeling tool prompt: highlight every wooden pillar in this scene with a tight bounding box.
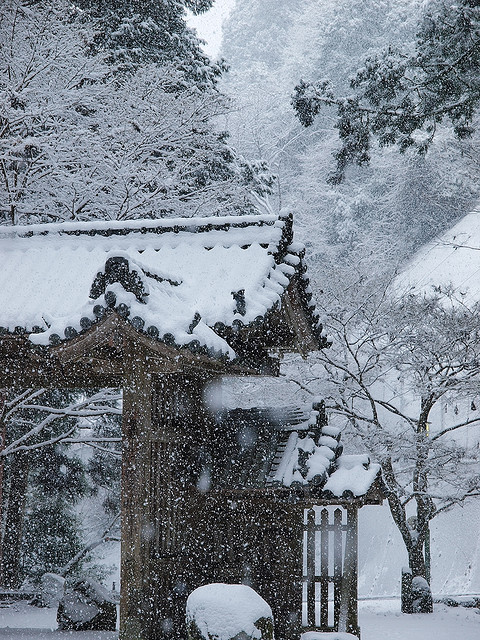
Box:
[338,506,360,638]
[120,349,212,640]
[120,345,155,640]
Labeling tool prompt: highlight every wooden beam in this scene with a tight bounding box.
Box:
[0,312,265,389]
[210,486,384,508]
[280,281,320,356]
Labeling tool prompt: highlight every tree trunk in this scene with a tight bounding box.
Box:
[383,455,433,613]
[408,542,426,578]
[0,452,30,588]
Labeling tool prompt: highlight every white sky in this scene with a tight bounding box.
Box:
[187,0,235,58]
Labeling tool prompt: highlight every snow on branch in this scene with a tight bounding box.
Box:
[1,389,122,457]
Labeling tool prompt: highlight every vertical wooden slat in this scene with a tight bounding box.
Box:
[333,508,343,628]
[320,509,329,628]
[338,506,360,638]
[306,508,316,627]
[347,507,359,637]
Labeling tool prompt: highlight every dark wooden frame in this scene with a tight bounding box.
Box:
[304,506,360,637]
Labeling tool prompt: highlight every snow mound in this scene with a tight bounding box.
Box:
[301,633,358,640]
[186,583,273,640]
[40,573,65,607]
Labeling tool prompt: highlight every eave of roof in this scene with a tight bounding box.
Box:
[207,402,386,505]
[0,313,271,388]
[0,213,330,373]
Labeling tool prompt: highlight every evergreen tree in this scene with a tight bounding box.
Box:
[292,0,480,182]
[73,0,223,87]
[0,1,258,224]
[0,390,90,587]
[0,388,122,587]
[21,451,88,583]
[87,414,122,519]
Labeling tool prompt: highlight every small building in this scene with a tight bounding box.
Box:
[0,213,384,639]
[203,402,385,638]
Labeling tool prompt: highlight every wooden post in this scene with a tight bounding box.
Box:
[306,508,316,627]
[333,508,343,627]
[338,506,360,638]
[320,508,329,628]
[120,345,155,640]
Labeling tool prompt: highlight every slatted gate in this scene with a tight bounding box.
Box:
[303,506,359,637]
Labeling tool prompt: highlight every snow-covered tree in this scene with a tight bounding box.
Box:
[293,0,480,183]
[73,0,222,86]
[0,388,121,587]
[0,1,109,224]
[221,0,480,276]
[292,277,480,595]
[0,0,257,225]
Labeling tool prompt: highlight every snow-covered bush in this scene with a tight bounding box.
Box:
[186,583,274,640]
[412,576,433,614]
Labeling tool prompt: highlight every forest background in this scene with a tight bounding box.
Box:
[0,0,479,600]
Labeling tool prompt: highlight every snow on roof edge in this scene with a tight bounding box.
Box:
[0,212,280,239]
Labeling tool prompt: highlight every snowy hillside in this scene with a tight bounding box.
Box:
[358,502,480,597]
[395,203,480,304]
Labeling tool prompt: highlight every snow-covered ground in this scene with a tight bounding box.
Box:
[0,601,117,638]
[0,599,479,640]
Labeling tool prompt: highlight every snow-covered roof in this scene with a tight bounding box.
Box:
[0,213,327,366]
[214,402,384,502]
[395,203,480,305]
[266,404,382,500]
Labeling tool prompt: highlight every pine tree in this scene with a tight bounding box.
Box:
[73,0,223,87]
[292,0,480,182]
[21,451,89,584]
[0,390,90,587]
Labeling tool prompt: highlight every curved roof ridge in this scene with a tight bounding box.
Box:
[0,212,280,239]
